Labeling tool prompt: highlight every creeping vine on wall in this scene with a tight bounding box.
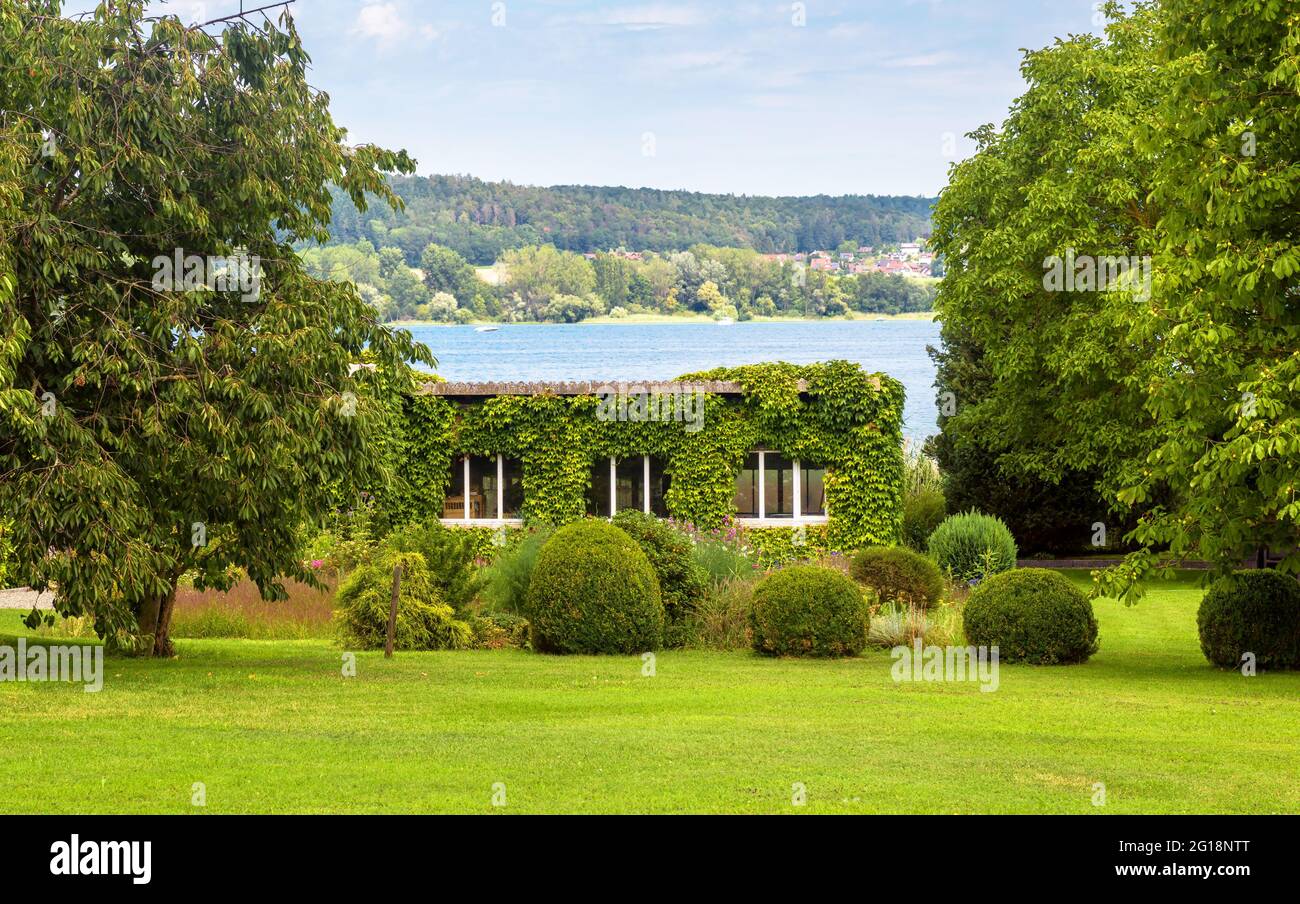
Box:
[388,362,905,553]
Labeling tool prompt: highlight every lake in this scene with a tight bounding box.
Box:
[404,319,943,442]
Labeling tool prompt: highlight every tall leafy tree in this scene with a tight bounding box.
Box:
[930,2,1167,563]
[1102,0,1300,592]
[0,1,431,654]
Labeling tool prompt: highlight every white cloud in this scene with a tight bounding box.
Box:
[352,1,438,48]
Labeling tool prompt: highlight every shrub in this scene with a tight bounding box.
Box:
[384,520,484,613]
[684,576,758,651]
[928,511,1018,583]
[749,565,868,658]
[613,511,708,645]
[902,486,946,552]
[526,521,664,654]
[692,536,758,583]
[850,546,945,608]
[1197,571,1300,671]
[470,612,531,650]
[963,569,1099,664]
[867,599,965,649]
[481,526,554,615]
[335,552,472,651]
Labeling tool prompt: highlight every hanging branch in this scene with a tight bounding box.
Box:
[197,0,296,29]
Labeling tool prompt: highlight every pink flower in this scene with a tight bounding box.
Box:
[311,560,325,570]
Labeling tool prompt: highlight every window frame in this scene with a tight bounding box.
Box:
[737,450,830,525]
[441,454,525,526]
[595,455,657,518]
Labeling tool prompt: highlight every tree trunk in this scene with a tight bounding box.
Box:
[135,583,178,658]
[152,583,178,658]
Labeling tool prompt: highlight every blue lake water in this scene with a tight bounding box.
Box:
[405,320,943,442]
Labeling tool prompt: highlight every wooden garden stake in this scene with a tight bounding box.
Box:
[385,563,402,659]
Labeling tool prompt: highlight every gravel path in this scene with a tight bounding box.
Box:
[0,588,55,610]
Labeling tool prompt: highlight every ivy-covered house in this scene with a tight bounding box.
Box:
[392,362,905,555]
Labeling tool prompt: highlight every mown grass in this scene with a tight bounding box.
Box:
[0,572,1296,814]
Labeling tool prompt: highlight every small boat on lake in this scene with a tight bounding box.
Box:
[475,325,501,333]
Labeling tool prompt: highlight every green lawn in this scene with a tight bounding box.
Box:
[1,573,1297,814]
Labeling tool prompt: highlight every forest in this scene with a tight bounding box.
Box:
[321,173,935,265]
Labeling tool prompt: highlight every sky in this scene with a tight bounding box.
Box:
[70,0,1109,197]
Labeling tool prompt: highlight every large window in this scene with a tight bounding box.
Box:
[734,451,829,521]
[764,453,796,519]
[442,455,524,522]
[588,456,671,518]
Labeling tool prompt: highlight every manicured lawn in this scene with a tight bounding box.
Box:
[1,573,1297,814]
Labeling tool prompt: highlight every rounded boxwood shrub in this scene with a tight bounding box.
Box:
[749,565,868,658]
[526,520,664,654]
[613,510,707,646]
[850,546,945,608]
[928,511,1018,583]
[1198,571,1300,671]
[336,552,472,651]
[963,569,1099,664]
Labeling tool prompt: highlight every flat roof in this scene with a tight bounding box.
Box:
[417,380,790,397]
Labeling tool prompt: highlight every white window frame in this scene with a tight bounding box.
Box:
[441,454,524,526]
[741,451,829,525]
[597,455,663,518]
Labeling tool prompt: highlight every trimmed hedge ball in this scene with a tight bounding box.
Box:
[1198,570,1300,671]
[526,520,664,654]
[749,565,868,658]
[963,569,1099,664]
[850,546,945,608]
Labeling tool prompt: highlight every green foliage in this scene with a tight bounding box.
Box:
[928,512,1018,583]
[481,527,554,615]
[963,570,1100,665]
[745,525,832,568]
[383,520,485,614]
[683,577,758,651]
[902,486,947,553]
[612,511,707,645]
[850,547,945,609]
[1198,571,1300,671]
[469,612,531,651]
[526,521,664,655]
[335,552,472,651]
[0,521,13,587]
[326,174,934,263]
[691,535,760,584]
[933,0,1300,593]
[0,3,431,655]
[749,565,868,658]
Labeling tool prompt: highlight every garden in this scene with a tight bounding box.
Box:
[4,461,1298,814]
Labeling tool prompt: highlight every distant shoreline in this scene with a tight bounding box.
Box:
[392,312,938,328]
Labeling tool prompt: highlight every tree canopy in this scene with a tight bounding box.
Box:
[932,0,1300,596]
[0,0,430,653]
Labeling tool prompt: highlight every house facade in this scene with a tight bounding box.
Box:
[395,363,905,554]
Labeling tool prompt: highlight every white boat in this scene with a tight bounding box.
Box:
[475,325,501,333]
[716,317,735,326]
